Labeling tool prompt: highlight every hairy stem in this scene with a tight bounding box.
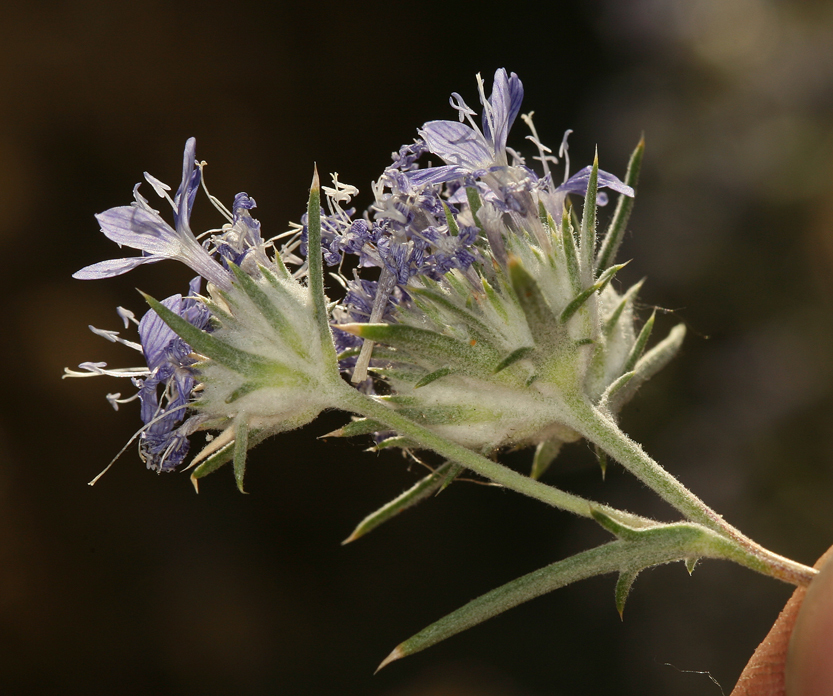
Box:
[334,382,655,529]
[565,396,817,586]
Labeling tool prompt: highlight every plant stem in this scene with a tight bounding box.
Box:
[334,382,655,529]
[564,396,817,586]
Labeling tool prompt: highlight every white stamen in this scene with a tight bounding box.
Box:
[559,129,574,183]
[87,325,143,352]
[116,307,138,328]
[351,267,397,383]
[521,112,558,179]
[198,161,234,222]
[87,402,189,486]
[63,363,150,379]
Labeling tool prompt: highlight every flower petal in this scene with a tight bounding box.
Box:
[558,166,635,198]
[481,69,524,155]
[73,255,161,279]
[94,205,181,255]
[419,120,492,170]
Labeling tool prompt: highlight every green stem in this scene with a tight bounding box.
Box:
[333,382,654,529]
[565,396,816,586]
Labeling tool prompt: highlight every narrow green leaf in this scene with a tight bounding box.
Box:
[594,445,608,480]
[375,517,754,670]
[272,247,292,279]
[537,199,549,229]
[622,310,656,374]
[561,205,582,294]
[603,279,645,337]
[530,439,562,479]
[227,264,305,355]
[570,204,582,239]
[190,441,234,483]
[444,269,472,299]
[409,287,494,344]
[370,364,429,384]
[337,344,407,364]
[376,541,627,670]
[371,435,416,451]
[437,462,463,492]
[482,277,509,321]
[343,462,457,544]
[507,256,560,344]
[598,371,635,409]
[321,418,384,439]
[306,167,337,362]
[494,346,535,374]
[580,151,599,282]
[559,263,627,324]
[466,186,483,226]
[596,137,644,274]
[261,263,301,304]
[189,427,272,487]
[414,366,455,388]
[141,292,278,375]
[200,298,236,325]
[233,418,249,494]
[336,323,498,375]
[442,202,459,236]
[609,324,686,412]
[615,570,639,620]
[411,295,446,328]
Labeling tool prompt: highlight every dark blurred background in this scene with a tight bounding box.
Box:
[2,1,832,694]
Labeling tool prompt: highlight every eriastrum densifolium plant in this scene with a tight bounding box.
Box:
[66,68,818,669]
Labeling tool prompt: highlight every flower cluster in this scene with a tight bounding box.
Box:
[68,68,682,485]
[317,69,682,473]
[66,138,340,480]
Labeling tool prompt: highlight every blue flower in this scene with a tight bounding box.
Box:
[133,277,212,471]
[74,138,231,290]
[405,71,633,209]
[557,165,635,201]
[66,276,212,472]
[410,68,524,186]
[213,193,269,270]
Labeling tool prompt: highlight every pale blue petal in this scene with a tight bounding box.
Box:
[94,206,180,255]
[481,69,524,153]
[404,164,470,187]
[558,166,635,198]
[73,256,160,279]
[419,120,491,170]
[174,137,200,227]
